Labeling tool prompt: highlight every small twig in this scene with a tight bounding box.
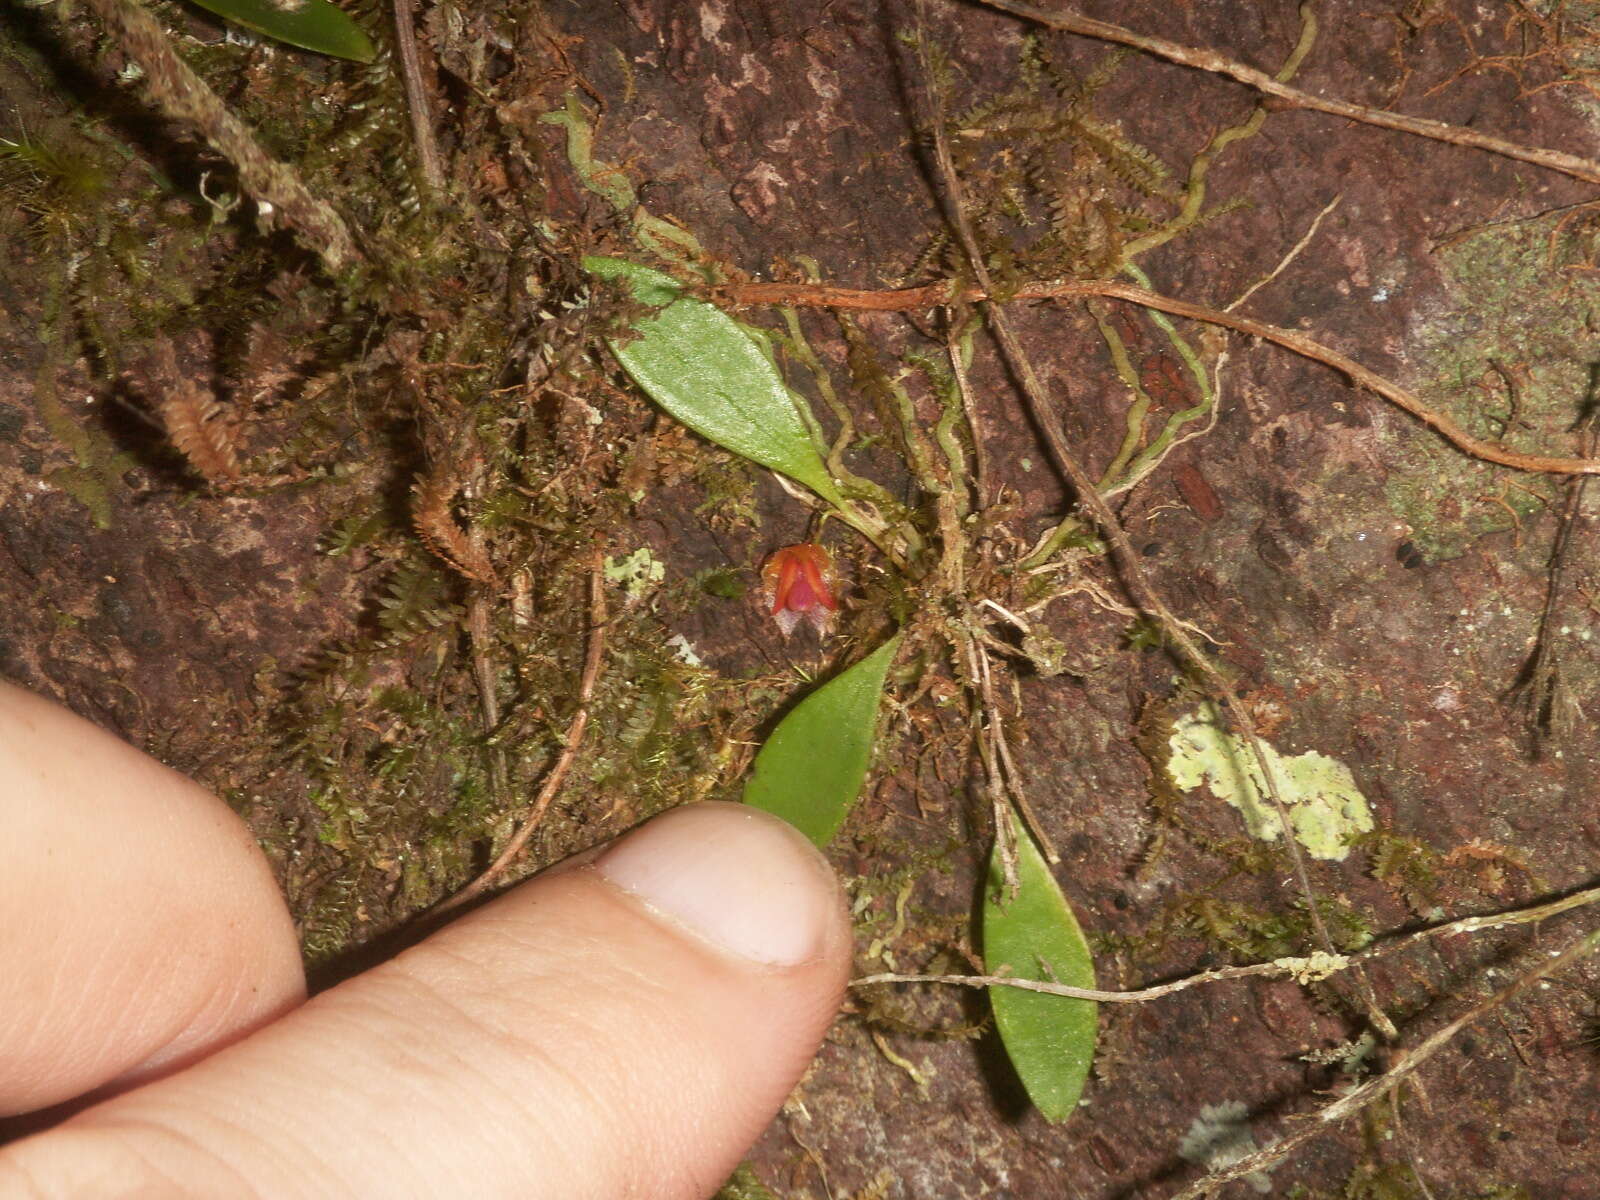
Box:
[1487,358,1526,437]
[467,588,508,802]
[1374,881,1600,953]
[854,963,1327,1005]
[462,465,504,802]
[852,881,1600,1002]
[1391,1092,1442,1200]
[1506,400,1600,751]
[979,597,1031,634]
[391,0,445,195]
[729,276,1600,478]
[1477,486,1526,548]
[946,320,991,505]
[434,550,607,914]
[74,0,359,272]
[1168,923,1600,1199]
[784,1115,837,1200]
[1226,193,1344,313]
[960,632,1018,892]
[971,0,1600,188]
[978,644,1058,863]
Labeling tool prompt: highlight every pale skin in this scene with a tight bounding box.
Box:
[0,681,852,1198]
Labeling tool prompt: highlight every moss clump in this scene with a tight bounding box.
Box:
[1384,223,1600,561]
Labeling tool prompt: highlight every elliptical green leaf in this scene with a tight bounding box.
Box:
[183,0,376,62]
[743,636,899,846]
[983,812,1098,1122]
[585,256,844,506]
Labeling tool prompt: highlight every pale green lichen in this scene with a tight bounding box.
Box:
[1177,1101,1273,1194]
[604,547,665,600]
[1278,950,1349,985]
[1167,706,1373,861]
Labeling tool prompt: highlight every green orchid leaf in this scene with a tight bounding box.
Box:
[743,636,900,846]
[585,256,843,506]
[182,0,375,62]
[983,811,1098,1122]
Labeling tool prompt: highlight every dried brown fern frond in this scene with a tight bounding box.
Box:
[235,320,319,406]
[128,335,243,487]
[412,468,497,584]
[1442,838,1536,897]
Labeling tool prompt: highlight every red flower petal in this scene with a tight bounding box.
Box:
[761,544,839,633]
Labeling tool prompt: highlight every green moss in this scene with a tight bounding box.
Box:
[1383,223,1600,561]
[1337,1164,1429,1200]
[35,359,131,530]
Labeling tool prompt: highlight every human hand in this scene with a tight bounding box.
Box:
[0,681,850,1197]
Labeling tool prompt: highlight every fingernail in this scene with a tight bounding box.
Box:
[595,802,840,966]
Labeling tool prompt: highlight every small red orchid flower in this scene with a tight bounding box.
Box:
[761,542,839,636]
